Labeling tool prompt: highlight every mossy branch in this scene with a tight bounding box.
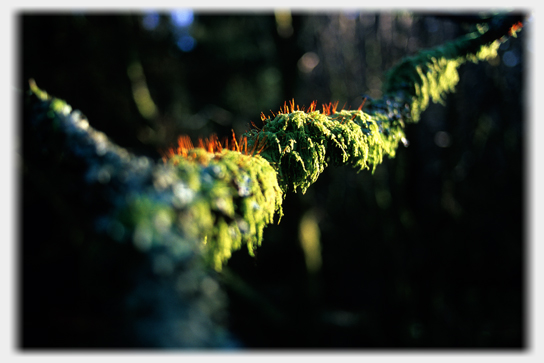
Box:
[382,13,524,122]
[24,14,524,271]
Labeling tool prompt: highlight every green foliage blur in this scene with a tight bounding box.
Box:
[21,11,525,348]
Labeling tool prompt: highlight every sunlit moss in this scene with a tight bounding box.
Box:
[29,78,72,115]
[28,79,49,101]
[383,23,508,123]
[245,106,405,193]
[165,148,283,271]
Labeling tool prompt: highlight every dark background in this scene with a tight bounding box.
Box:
[20,11,526,348]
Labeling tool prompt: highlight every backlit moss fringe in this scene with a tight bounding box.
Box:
[164,148,283,270]
[243,101,406,194]
[382,14,525,122]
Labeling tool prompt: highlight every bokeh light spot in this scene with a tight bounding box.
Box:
[502,50,519,67]
[434,131,451,148]
[176,35,196,52]
[171,9,194,28]
[142,11,160,30]
[298,52,320,73]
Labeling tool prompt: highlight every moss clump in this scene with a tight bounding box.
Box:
[245,107,405,194]
[165,148,283,270]
[382,24,505,123]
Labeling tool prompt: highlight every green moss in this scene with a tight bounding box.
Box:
[166,149,283,271]
[28,79,50,101]
[249,111,328,194]
[383,28,503,123]
[29,79,72,115]
[246,108,405,193]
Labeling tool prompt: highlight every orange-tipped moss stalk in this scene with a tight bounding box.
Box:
[163,130,269,164]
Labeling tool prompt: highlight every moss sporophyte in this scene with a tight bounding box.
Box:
[162,98,410,269]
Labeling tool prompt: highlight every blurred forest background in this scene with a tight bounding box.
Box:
[20,10,526,348]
